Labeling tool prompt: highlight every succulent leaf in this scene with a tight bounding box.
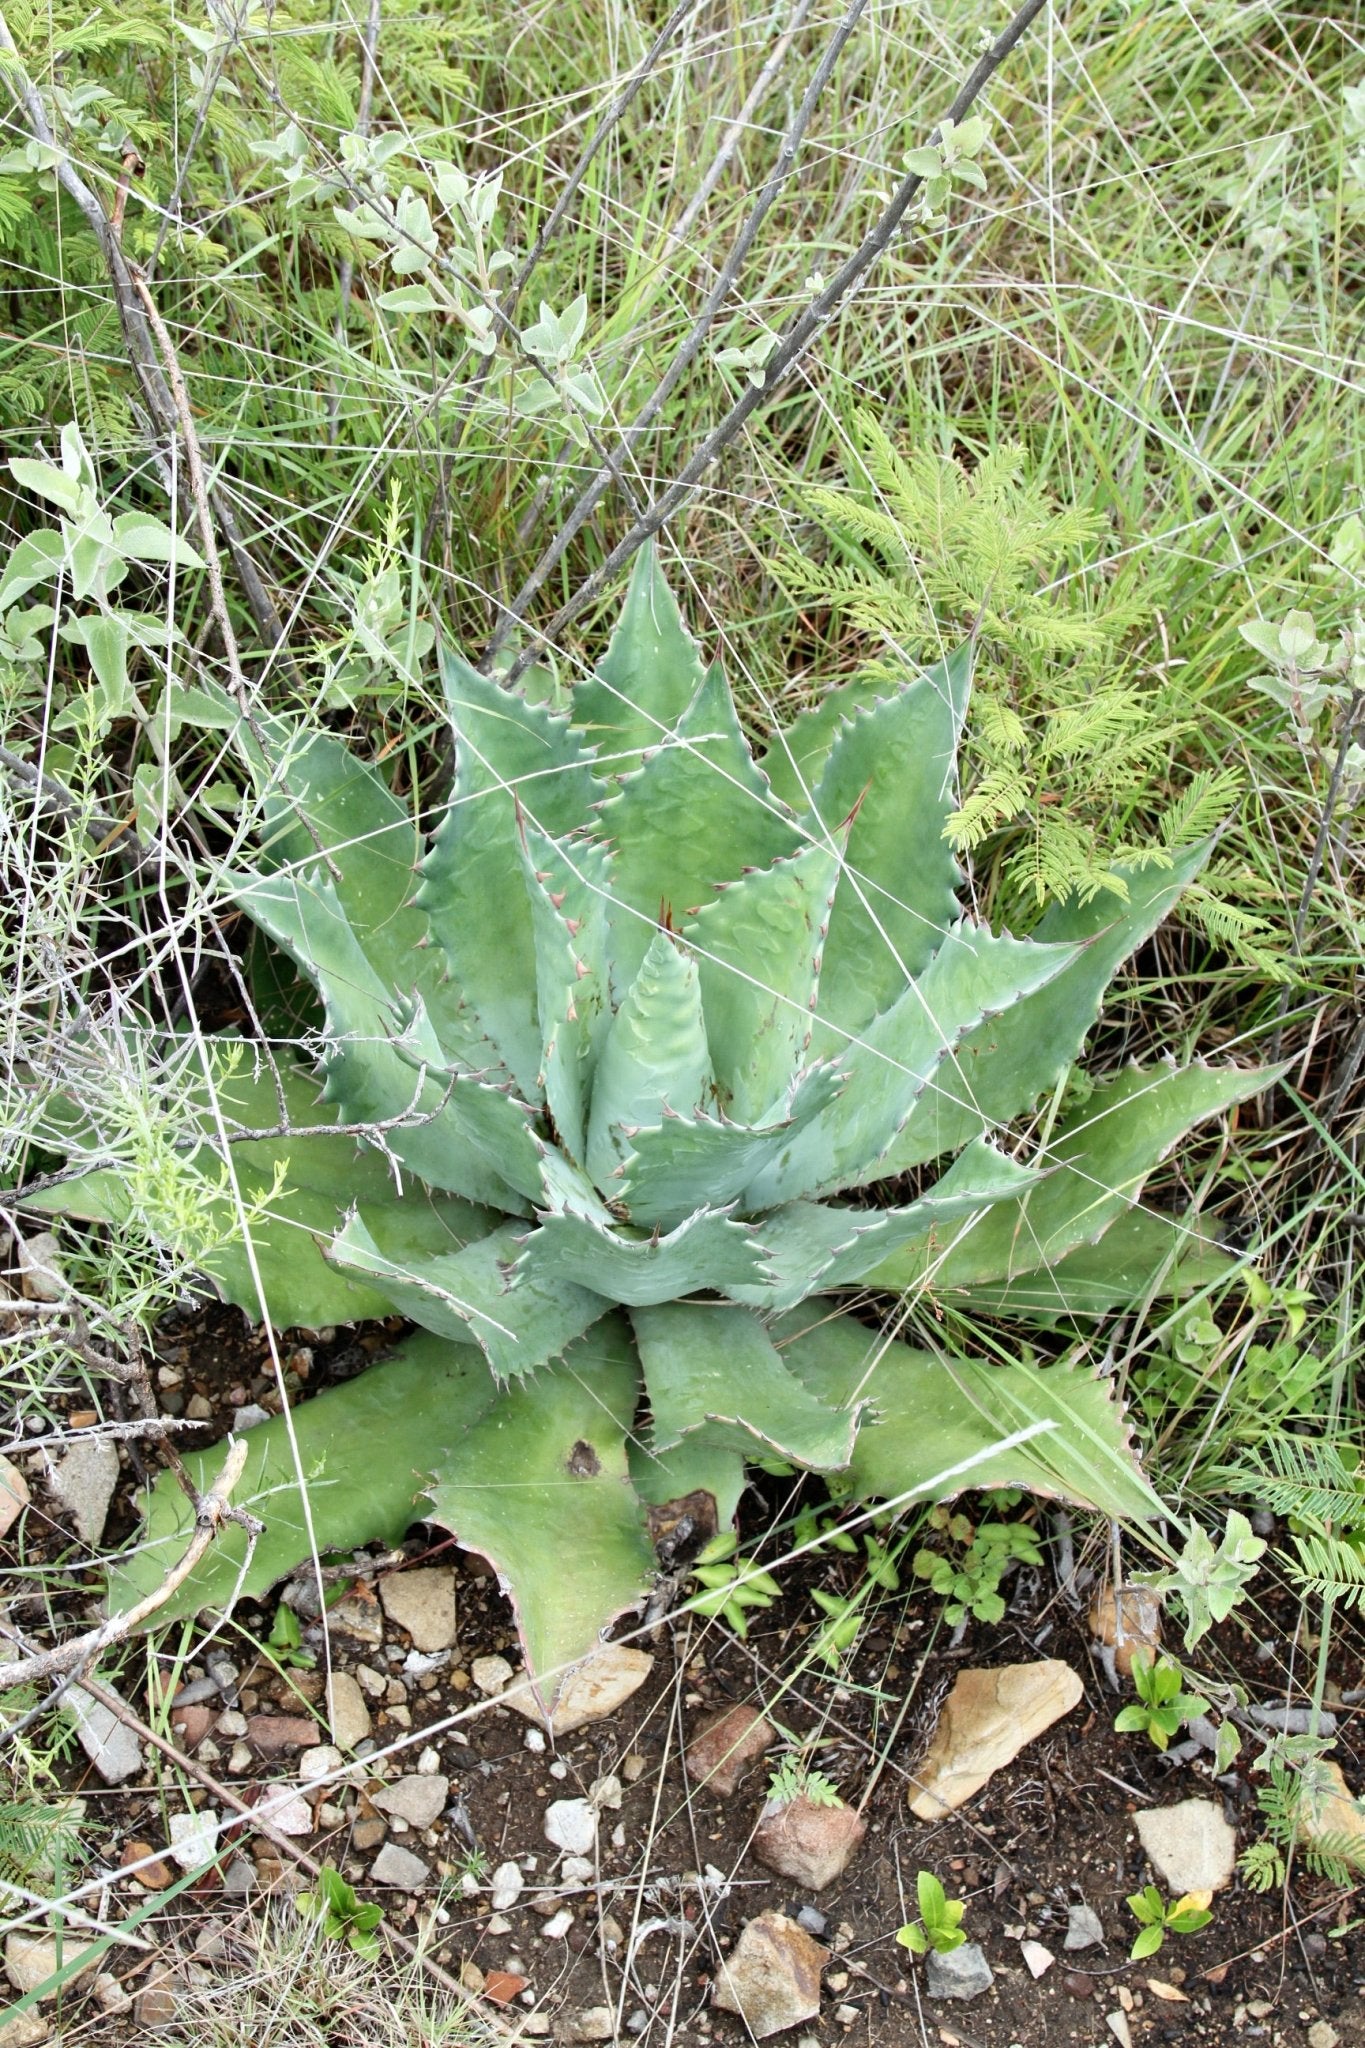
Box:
[419,655,603,1097]
[329,1212,609,1378]
[628,1435,749,1532]
[597,660,800,996]
[519,819,614,1163]
[585,929,713,1190]
[568,541,706,771]
[515,1204,771,1306]
[881,841,1214,1171]
[867,1059,1289,1293]
[632,1300,861,1470]
[759,646,972,813]
[772,1306,1160,1519]
[108,1330,498,1622]
[425,1314,654,1696]
[685,838,842,1122]
[945,1205,1236,1318]
[807,663,969,1031]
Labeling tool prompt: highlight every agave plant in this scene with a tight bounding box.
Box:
[38,549,1273,1695]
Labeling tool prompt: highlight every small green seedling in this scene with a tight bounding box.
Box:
[267,1602,314,1670]
[767,1754,843,1810]
[687,1531,781,1638]
[1126,1884,1213,1961]
[298,1864,385,1958]
[896,1870,967,1957]
[912,1504,1043,1626]
[1114,1650,1208,1753]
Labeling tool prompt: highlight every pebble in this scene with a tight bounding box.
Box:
[561,1855,594,1882]
[17,1231,65,1301]
[371,1774,448,1830]
[120,1840,172,1890]
[558,2009,615,2042]
[370,1842,430,1889]
[541,1909,574,1940]
[1106,2012,1133,2048]
[327,1593,385,1645]
[491,1860,524,1911]
[299,1745,343,1786]
[63,1684,142,1785]
[47,1437,119,1545]
[258,1787,312,1837]
[503,1644,652,1736]
[378,1567,457,1652]
[684,1703,776,1797]
[925,1943,994,2001]
[1065,1902,1105,1950]
[752,1794,866,1891]
[232,1403,271,1432]
[247,1713,320,1756]
[168,1808,220,1872]
[0,2011,48,2046]
[355,1663,386,1698]
[1021,1939,1054,1978]
[472,1654,514,1696]
[327,1670,372,1750]
[1136,1799,1237,1894]
[795,1906,828,1938]
[1308,2025,1339,2048]
[525,1727,547,1754]
[545,1798,597,1857]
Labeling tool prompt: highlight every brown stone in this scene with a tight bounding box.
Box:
[908,1660,1083,1819]
[503,1644,652,1735]
[246,1713,321,1756]
[483,1971,528,2006]
[169,1703,218,1750]
[378,1567,457,1652]
[752,1794,866,1892]
[712,1912,827,2039]
[685,1704,775,1797]
[120,1840,172,1890]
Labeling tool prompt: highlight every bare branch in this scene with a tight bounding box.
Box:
[0,1439,255,1693]
[491,0,1051,670]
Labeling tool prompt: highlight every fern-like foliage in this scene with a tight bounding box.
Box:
[1243,1745,1365,1890]
[774,411,1258,928]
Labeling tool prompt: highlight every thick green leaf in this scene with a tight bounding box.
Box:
[808,663,969,1029]
[419,659,602,1097]
[519,820,613,1164]
[725,1139,1045,1311]
[585,930,713,1190]
[867,1060,1280,1293]
[233,869,534,1209]
[628,1436,748,1532]
[514,1205,770,1306]
[568,541,706,772]
[745,923,1082,1206]
[631,1301,860,1471]
[613,1060,844,1231]
[28,1040,498,1328]
[880,841,1214,1172]
[685,839,841,1122]
[944,1203,1237,1319]
[759,648,972,813]
[426,1315,655,1696]
[108,1331,497,1623]
[772,1305,1160,1519]
[329,1214,610,1378]
[597,662,800,996]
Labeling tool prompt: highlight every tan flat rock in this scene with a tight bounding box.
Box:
[503,1644,652,1735]
[1296,1759,1365,1859]
[712,1911,827,2038]
[909,1658,1083,1819]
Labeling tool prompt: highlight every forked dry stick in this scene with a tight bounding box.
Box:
[0,1439,256,1693]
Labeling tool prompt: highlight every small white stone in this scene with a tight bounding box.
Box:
[228,1742,253,1774]
[524,1727,546,1754]
[490,1860,524,1912]
[541,1909,574,1939]
[47,1437,119,1545]
[487,1913,512,1935]
[611,1823,626,1850]
[561,1854,594,1882]
[549,1759,568,1780]
[589,1773,623,1811]
[417,1746,440,1774]
[1106,2012,1133,2048]
[544,1798,597,1857]
[299,1745,343,1785]
[1020,1940,1053,1979]
[168,1808,220,1872]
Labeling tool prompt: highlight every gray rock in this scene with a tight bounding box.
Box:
[490,1859,524,1911]
[168,1808,220,1872]
[63,1684,142,1784]
[232,1404,271,1432]
[925,1943,994,2001]
[0,2009,49,2046]
[17,1230,65,1301]
[326,1670,372,1750]
[370,1842,431,1889]
[1064,1902,1105,1951]
[378,1568,456,1652]
[545,1797,597,1857]
[48,1437,119,1545]
[795,1906,828,1938]
[1136,1798,1236,1895]
[471,1653,514,1696]
[557,2010,615,2043]
[712,1912,827,2039]
[372,1774,448,1830]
